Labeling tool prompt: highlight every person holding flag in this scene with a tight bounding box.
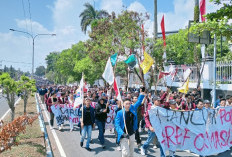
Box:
[115,87,145,157]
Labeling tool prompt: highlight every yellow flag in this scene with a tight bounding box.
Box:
[178,78,189,94]
[140,51,154,74]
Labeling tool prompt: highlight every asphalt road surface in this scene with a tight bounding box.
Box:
[0,96,9,119]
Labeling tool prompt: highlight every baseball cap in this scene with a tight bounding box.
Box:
[152,96,161,101]
[169,99,176,105]
[203,100,210,104]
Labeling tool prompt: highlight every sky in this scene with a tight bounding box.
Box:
[0,0,224,72]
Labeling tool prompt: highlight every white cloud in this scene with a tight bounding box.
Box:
[0,0,225,72]
[127,1,146,13]
[101,0,123,14]
[1,0,92,72]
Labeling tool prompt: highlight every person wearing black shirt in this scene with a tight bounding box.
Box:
[95,98,109,148]
[80,98,95,151]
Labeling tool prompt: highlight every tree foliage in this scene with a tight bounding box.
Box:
[79,3,109,34]
[18,75,36,114]
[35,66,45,76]
[0,73,20,121]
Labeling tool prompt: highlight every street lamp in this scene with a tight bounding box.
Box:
[9,29,56,78]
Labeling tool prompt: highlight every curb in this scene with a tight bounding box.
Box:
[35,94,53,157]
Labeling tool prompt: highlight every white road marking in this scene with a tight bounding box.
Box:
[40,100,67,157]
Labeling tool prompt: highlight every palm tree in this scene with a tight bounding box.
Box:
[79,3,109,34]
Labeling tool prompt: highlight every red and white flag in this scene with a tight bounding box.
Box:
[158,71,170,80]
[169,65,178,81]
[161,15,166,47]
[113,78,121,100]
[200,0,206,22]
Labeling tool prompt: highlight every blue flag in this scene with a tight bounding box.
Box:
[110,53,118,66]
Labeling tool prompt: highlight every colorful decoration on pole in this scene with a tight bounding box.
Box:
[110,53,118,66]
[178,77,190,94]
[140,52,154,74]
[124,54,137,69]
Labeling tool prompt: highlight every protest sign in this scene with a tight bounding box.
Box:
[106,105,117,129]
[51,104,80,125]
[149,106,232,156]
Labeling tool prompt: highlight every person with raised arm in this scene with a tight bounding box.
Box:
[115,87,145,157]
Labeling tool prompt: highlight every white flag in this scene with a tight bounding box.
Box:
[102,57,114,85]
[183,68,191,82]
[74,74,84,108]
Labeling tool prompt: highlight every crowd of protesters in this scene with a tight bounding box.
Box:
[38,84,232,157]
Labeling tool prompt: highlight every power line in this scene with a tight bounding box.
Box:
[21,0,31,47]
[27,0,33,36]
[1,60,31,65]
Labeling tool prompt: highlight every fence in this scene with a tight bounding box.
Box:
[114,61,232,87]
[216,61,232,84]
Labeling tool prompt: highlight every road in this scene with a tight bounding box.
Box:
[0,96,10,119]
[39,101,231,157]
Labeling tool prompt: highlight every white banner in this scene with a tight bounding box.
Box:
[149,106,232,156]
[51,104,80,125]
[106,105,117,129]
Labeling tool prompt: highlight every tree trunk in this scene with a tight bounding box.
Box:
[24,97,28,114]
[149,66,154,89]
[11,106,15,121]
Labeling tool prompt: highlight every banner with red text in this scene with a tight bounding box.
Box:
[106,105,117,129]
[51,104,80,125]
[149,106,232,156]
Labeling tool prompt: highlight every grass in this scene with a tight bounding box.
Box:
[0,96,46,157]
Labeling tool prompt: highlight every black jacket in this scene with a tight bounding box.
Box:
[95,101,109,122]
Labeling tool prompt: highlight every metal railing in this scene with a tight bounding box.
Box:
[216,61,232,84]
[118,61,232,86]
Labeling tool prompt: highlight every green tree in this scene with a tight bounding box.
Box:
[79,2,109,34]
[35,66,46,76]
[18,75,37,114]
[0,73,20,121]
[87,11,148,88]
[45,52,59,72]
[55,41,87,83]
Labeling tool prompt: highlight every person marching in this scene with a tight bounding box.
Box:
[58,92,69,131]
[140,96,165,157]
[46,92,59,129]
[80,97,95,151]
[95,97,109,148]
[68,92,75,132]
[115,87,145,157]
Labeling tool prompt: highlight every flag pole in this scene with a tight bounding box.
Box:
[112,59,128,135]
[81,73,84,125]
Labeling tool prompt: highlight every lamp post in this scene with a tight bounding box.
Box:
[9,29,56,78]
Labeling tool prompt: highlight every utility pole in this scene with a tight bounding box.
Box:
[9,29,56,79]
[154,0,158,40]
[213,34,217,105]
